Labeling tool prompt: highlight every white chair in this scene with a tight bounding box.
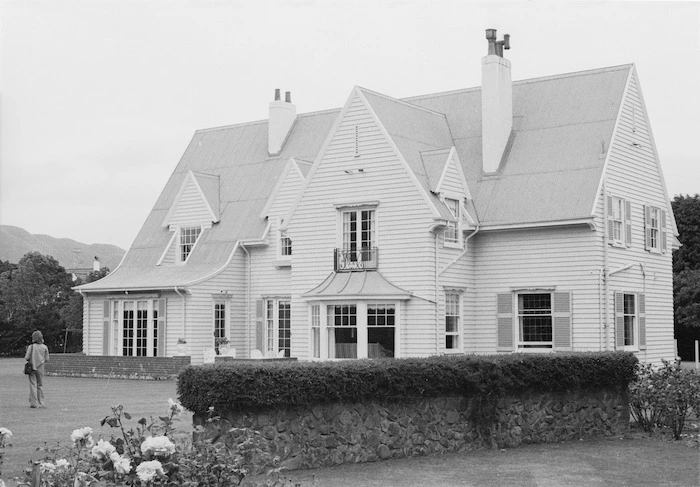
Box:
[226,347,237,358]
[250,349,264,359]
[203,347,216,364]
[277,349,286,358]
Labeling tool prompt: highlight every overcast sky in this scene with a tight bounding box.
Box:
[1,0,699,250]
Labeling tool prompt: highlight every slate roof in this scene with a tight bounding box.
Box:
[79,64,633,292]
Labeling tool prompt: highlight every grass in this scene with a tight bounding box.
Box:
[1,357,699,486]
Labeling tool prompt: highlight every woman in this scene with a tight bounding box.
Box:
[25,330,50,408]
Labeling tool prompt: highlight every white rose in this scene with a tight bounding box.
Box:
[135,460,163,482]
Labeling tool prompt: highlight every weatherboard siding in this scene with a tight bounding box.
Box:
[438,157,464,197]
[169,180,212,226]
[468,226,603,354]
[602,69,675,364]
[289,93,439,358]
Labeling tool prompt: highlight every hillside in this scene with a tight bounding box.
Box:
[0,225,125,272]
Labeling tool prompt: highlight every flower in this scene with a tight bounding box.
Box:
[91,439,116,460]
[55,458,70,469]
[141,435,176,457]
[135,460,164,482]
[40,462,56,473]
[0,427,12,439]
[168,398,183,415]
[109,452,132,474]
[70,427,94,447]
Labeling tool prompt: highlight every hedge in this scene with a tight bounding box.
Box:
[177,352,638,414]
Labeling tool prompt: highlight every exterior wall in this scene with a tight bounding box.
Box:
[195,387,629,474]
[468,225,603,353]
[169,178,212,226]
[438,156,464,196]
[601,69,675,363]
[288,93,439,359]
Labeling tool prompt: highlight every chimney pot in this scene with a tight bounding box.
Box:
[285,91,291,103]
[274,88,281,101]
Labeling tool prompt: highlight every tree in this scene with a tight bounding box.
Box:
[672,194,700,359]
[58,267,111,352]
[0,252,74,354]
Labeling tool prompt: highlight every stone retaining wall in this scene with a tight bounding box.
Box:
[46,354,191,380]
[194,387,629,473]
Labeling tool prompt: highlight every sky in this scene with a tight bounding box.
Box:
[1,1,699,250]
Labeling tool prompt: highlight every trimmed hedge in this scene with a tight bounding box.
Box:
[177,352,638,414]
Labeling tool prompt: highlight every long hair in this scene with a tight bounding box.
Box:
[31,330,44,344]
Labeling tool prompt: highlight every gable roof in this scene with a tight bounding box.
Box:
[80,63,646,292]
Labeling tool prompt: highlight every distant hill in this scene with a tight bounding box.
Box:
[0,225,125,272]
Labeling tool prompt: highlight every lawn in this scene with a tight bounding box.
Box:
[1,357,699,486]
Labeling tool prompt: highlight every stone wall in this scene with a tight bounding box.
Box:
[46,354,191,380]
[194,387,629,473]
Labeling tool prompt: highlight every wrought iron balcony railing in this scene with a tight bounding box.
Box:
[334,247,378,271]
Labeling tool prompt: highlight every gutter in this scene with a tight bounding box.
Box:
[174,286,186,341]
[239,243,252,358]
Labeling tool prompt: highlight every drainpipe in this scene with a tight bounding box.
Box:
[602,182,610,351]
[434,231,439,354]
[239,243,251,358]
[174,286,185,342]
[78,290,87,354]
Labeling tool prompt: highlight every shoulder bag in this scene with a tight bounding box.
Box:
[24,344,33,374]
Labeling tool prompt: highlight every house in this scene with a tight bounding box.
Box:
[77,30,678,365]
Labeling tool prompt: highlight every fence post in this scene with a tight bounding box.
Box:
[695,340,699,371]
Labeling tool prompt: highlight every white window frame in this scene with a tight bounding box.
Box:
[611,196,624,245]
[179,225,202,263]
[311,300,399,360]
[444,291,461,352]
[338,207,377,257]
[622,293,638,348]
[113,299,161,357]
[516,292,554,351]
[264,298,291,357]
[443,197,462,248]
[213,299,228,350]
[647,206,660,252]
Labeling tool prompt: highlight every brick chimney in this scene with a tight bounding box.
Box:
[481,29,512,174]
[268,89,297,155]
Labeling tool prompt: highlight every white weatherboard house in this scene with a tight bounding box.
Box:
[78,31,678,365]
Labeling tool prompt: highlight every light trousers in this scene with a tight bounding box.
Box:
[28,365,45,407]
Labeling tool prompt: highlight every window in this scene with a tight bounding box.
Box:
[180,226,201,262]
[445,292,460,350]
[342,209,375,260]
[517,293,553,349]
[280,230,292,257]
[367,304,395,357]
[615,292,646,350]
[327,304,357,359]
[214,302,226,353]
[310,305,320,359]
[117,299,162,357]
[265,299,291,357]
[644,204,667,253]
[607,195,631,247]
[444,198,461,246]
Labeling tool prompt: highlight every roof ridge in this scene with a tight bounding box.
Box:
[195,107,342,134]
[403,64,634,103]
[357,86,448,119]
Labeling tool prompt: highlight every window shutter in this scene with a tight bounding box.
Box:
[638,293,646,350]
[644,205,651,250]
[157,299,166,357]
[552,292,572,350]
[255,299,264,352]
[624,200,632,247]
[660,210,667,253]
[615,292,625,349]
[497,293,513,351]
[102,300,111,356]
[606,195,614,243]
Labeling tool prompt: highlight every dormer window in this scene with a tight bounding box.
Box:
[280,230,292,257]
[180,226,201,262]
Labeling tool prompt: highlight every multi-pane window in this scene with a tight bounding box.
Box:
[644,204,667,253]
[611,197,624,243]
[517,293,553,349]
[444,198,460,245]
[623,293,636,347]
[607,195,631,247]
[123,302,134,356]
[180,226,201,262]
[445,292,460,349]
[310,305,320,359]
[119,300,161,357]
[265,299,291,357]
[135,301,149,357]
[649,207,660,250]
[342,209,375,261]
[327,304,357,358]
[280,230,292,257]
[367,304,395,357]
[153,304,159,357]
[214,302,226,353]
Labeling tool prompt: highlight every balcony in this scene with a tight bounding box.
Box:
[334,247,378,271]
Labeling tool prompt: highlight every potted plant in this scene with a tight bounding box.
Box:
[215,336,230,355]
[176,337,187,355]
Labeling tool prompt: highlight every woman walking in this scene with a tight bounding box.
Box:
[25,330,49,408]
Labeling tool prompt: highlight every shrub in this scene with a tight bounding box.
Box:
[629,361,700,440]
[177,352,639,414]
